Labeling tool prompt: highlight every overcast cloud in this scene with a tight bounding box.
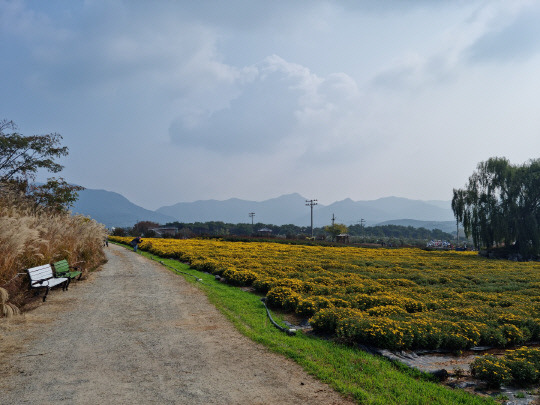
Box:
[1,0,540,210]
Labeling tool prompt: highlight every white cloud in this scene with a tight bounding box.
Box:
[465,2,540,63]
[3,0,540,209]
[168,53,376,166]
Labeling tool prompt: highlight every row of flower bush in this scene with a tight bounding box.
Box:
[109,236,540,351]
[471,347,540,387]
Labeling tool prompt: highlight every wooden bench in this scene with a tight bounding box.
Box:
[26,264,69,302]
[52,259,83,281]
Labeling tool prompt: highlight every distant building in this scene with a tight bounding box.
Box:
[336,233,349,243]
[148,227,178,237]
[257,227,273,237]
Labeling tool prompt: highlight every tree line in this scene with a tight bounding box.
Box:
[116,219,454,244]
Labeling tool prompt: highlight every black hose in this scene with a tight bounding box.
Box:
[260,297,296,336]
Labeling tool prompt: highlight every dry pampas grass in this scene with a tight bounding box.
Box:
[0,287,8,304]
[1,303,21,318]
[0,287,20,318]
[0,187,107,307]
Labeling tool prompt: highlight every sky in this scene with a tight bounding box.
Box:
[2,0,540,210]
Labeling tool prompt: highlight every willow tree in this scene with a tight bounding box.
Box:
[452,157,540,258]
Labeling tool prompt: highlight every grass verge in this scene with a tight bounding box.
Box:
[118,243,495,405]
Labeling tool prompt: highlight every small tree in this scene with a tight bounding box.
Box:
[111,227,127,237]
[132,221,160,236]
[0,119,82,211]
[324,223,348,241]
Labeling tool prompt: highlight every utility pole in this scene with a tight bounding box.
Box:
[306,199,318,239]
[359,218,365,238]
[331,213,335,226]
[249,212,255,234]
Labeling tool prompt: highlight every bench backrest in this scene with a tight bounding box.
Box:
[27,264,54,283]
[53,259,69,274]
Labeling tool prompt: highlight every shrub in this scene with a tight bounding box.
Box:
[253,277,276,293]
[310,307,364,334]
[296,296,332,317]
[338,317,409,350]
[266,286,300,311]
[273,277,304,292]
[470,355,512,388]
[222,268,257,286]
[367,305,407,317]
[470,348,540,388]
[441,333,473,351]
[408,321,443,349]
[502,324,530,346]
[479,327,507,347]
[505,359,538,386]
[505,347,540,386]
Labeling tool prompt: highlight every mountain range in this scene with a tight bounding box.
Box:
[72,189,456,232]
[72,189,176,228]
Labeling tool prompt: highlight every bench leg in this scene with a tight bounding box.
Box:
[64,279,70,291]
[43,286,50,302]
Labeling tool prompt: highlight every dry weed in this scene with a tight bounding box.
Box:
[0,288,8,304]
[0,187,107,309]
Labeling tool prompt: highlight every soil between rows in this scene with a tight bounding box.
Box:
[0,244,354,404]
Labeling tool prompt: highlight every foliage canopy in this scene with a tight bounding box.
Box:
[0,119,82,211]
[324,223,348,240]
[452,157,540,257]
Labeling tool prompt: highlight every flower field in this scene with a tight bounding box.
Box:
[110,236,540,352]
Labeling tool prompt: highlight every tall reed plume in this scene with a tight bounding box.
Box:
[0,187,107,308]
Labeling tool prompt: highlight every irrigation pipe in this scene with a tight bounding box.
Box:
[260,297,297,336]
[1,273,26,288]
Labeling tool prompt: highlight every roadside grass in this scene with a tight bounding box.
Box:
[116,243,494,405]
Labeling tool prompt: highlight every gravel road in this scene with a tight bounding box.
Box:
[0,244,354,404]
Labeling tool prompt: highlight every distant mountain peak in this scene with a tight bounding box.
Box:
[73,189,453,229]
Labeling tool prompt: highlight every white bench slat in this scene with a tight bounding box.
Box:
[28,265,54,278]
[32,278,68,288]
[26,264,69,301]
[30,270,53,280]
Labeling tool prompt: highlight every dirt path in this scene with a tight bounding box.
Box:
[0,244,354,404]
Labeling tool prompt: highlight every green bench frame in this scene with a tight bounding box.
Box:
[52,259,83,281]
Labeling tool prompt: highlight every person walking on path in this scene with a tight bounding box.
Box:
[130,236,142,252]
